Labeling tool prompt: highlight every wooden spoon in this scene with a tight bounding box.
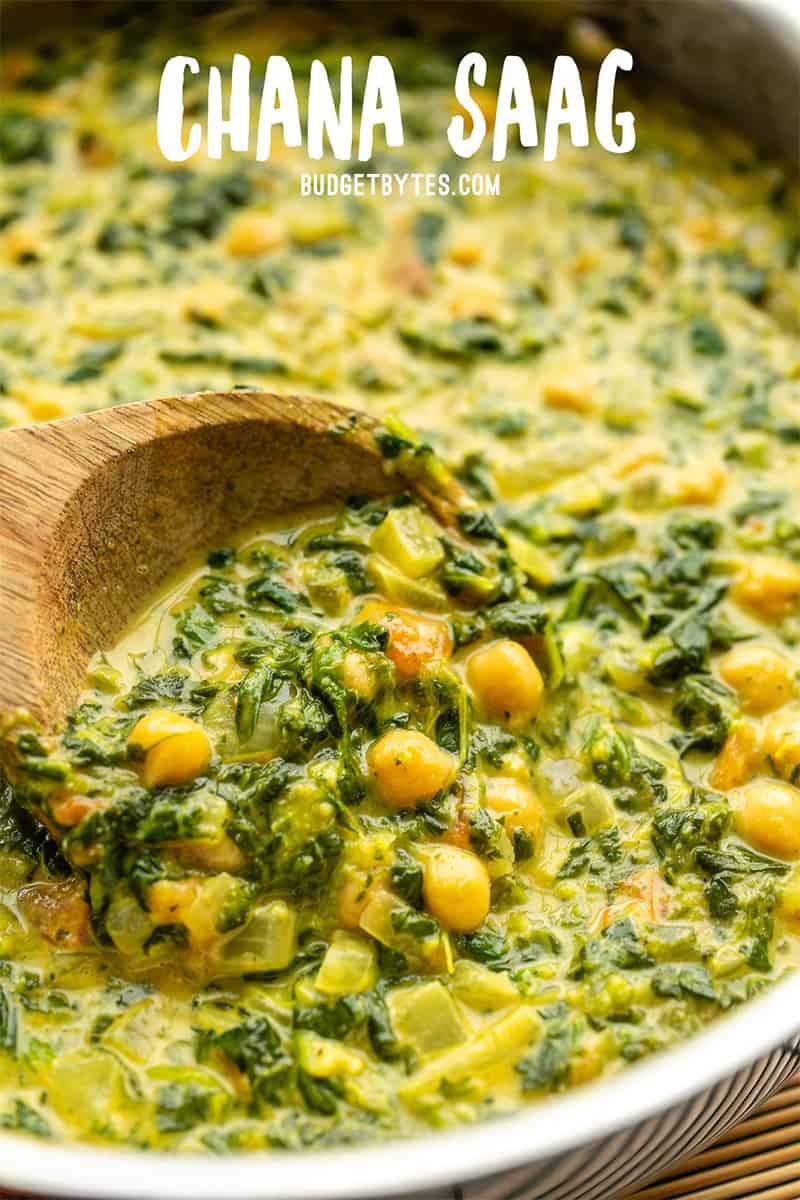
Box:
[0,391,393,729]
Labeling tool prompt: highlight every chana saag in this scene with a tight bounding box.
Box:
[0,0,800,1157]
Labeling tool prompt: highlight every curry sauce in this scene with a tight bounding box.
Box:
[0,0,799,1155]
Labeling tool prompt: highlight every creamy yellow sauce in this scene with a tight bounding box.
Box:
[0,0,799,1155]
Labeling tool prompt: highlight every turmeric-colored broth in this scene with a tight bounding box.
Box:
[1,0,800,1153]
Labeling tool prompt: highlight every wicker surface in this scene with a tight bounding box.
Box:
[624,1075,800,1200]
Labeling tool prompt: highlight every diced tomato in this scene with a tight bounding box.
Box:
[597,867,668,931]
[49,791,106,828]
[359,600,452,679]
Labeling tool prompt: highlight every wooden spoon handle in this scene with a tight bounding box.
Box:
[0,391,388,727]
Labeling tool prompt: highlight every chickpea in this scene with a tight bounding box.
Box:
[737,779,800,860]
[710,721,762,791]
[683,215,722,245]
[450,88,497,128]
[174,834,244,874]
[28,396,65,421]
[337,873,374,929]
[147,879,199,927]
[147,878,226,950]
[359,600,452,679]
[485,777,544,843]
[675,460,727,505]
[342,650,377,701]
[139,729,211,790]
[763,711,800,782]
[422,845,491,933]
[569,1031,614,1086]
[734,556,800,621]
[129,708,197,753]
[448,233,482,267]
[541,377,593,414]
[3,221,42,266]
[225,211,286,257]
[128,708,212,789]
[719,644,794,714]
[448,279,506,323]
[467,640,544,728]
[368,729,454,810]
[610,438,664,480]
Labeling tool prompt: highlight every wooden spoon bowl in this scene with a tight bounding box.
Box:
[0,391,391,728]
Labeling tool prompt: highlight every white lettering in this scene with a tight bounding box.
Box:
[493,55,538,161]
[157,56,201,162]
[207,53,250,159]
[308,57,353,160]
[256,56,302,161]
[448,53,488,158]
[595,49,635,154]
[544,55,589,163]
[358,56,403,161]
